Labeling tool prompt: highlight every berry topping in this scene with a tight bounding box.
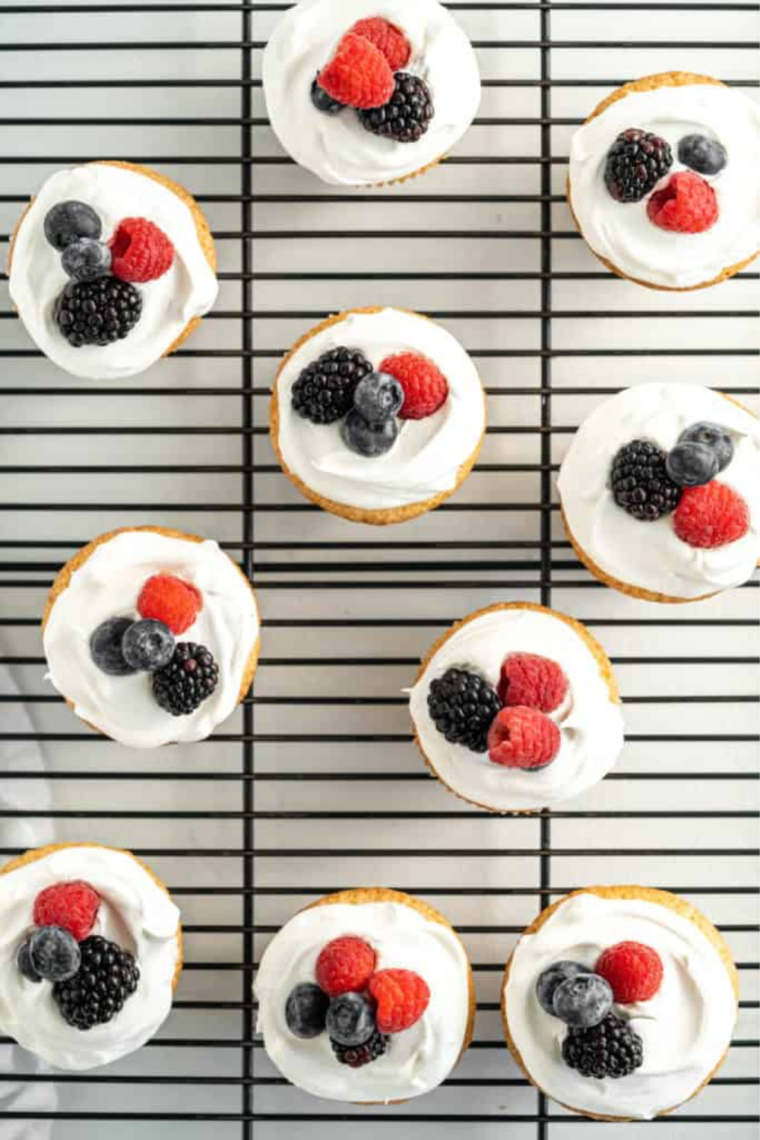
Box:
[90,616,137,677]
[34,881,101,943]
[553,973,613,1029]
[349,17,411,71]
[152,642,219,716]
[646,171,718,234]
[28,926,81,983]
[292,347,373,425]
[55,277,142,348]
[536,961,587,1016]
[53,935,139,1031]
[427,667,502,754]
[317,32,395,111]
[316,936,376,998]
[368,968,430,1034]
[610,439,682,521]
[665,441,719,488]
[487,706,561,770]
[44,201,102,251]
[61,238,112,283]
[379,353,449,420]
[353,371,405,423]
[109,217,175,283]
[673,481,750,550]
[326,992,377,1047]
[137,574,202,636]
[596,941,664,1004]
[121,619,176,673]
[310,78,345,115]
[341,409,398,458]
[17,940,42,984]
[678,421,734,473]
[285,982,330,1039]
[562,1013,644,1080]
[359,73,434,144]
[331,1028,388,1069]
[678,133,727,177]
[604,129,673,203]
[497,652,569,714]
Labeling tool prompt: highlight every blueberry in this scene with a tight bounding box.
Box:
[61,238,112,282]
[325,992,376,1047]
[90,617,137,677]
[285,983,330,1039]
[678,133,727,177]
[341,409,398,458]
[536,961,587,1016]
[17,939,42,983]
[665,441,719,488]
[122,619,175,673]
[553,973,613,1029]
[311,78,345,115]
[29,926,81,983]
[354,372,405,423]
[678,421,734,473]
[44,201,102,251]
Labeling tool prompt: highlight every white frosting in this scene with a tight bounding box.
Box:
[9,165,218,379]
[43,531,259,749]
[0,846,180,1071]
[504,892,737,1120]
[274,308,485,512]
[409,606,624,813]
[262,0,481,186]
[255,900,470,1102]
[569,83,760,288]
[558,383,760,600]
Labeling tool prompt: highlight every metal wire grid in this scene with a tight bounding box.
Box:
[0,0,758,1137]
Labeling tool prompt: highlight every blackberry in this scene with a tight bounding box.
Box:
[53,935,139,1031]
[359,73,434,143]
[292,347,373,425]
[562,1013,644,1080]
[152,642,219,716]
[604,129,673,203]
[331,1028,388,1069]
[610,439,682,521]
[55,277,142,348]
[427,667,502,753]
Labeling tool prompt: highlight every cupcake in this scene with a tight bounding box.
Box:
[568,72,760,290]
[42,526,260,748]
[558,383,760,603]
[502,886,738,1121]
[255,887,474,1103]
[409,603,624,814]
[0,843,182,1071]
[262,0,481,187]
[8,161,218,378]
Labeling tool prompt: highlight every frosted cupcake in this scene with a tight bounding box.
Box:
[263,0,481,186]
[502,886,738,1121]
[42,526,260,748]
[8,161,218,378]
[255,887,474,1103]
[0,843,182,1071]
[409,603,624,814]
[558,383,760,603]
[568,72,760,290]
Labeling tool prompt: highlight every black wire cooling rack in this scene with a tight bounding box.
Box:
[0,1,758,1137]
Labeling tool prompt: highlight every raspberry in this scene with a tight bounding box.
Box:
[316,936,376,998]
[596,941,663,1004]
[673,481,750,549]
[497,653,568,714]
[138,574,202,635]
[33,881,101,943]
[349,17,411,71]
[646,172,718,234]
[368,968,430,1034]
[487,706,560,770]
[110,217,175,283]
[317,32,394,111]
[378,353,449,420]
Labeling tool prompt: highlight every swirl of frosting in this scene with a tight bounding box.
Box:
[262,0,481,186]
[0,846,181,1071]
[558,384,760,600]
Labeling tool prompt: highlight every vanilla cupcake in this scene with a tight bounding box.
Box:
[502,886,738,1121]
[0,843,182,1071]
[8,161,218,378]
[568,72,760,290]
[255,887,474,1103]
[270,307,486,525]
[558,383,760,603]
[262,0,481,187]
[42,526,260,748]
